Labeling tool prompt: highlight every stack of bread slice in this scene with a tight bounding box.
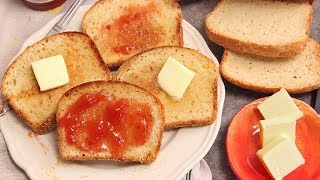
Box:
[205,0,320,94]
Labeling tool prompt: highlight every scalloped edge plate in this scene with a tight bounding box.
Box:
[0,5,225,180]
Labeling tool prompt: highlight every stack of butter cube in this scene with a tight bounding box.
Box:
[256,88,305,179]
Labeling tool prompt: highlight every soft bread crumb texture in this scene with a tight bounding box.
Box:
[114,46,218,129]
[205,0,311,57]
[57,81,165,163]
[82,0,183,69]
[1,32,111,134]
[220,39,320,94]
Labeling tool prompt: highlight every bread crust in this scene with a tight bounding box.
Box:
[1,32,111,134]
[205,0,312,58]
[114,46,218,129]
[56,81,165,163]
[82,0,183,69]
[220,39,320,94]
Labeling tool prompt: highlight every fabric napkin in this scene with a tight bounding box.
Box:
[181,159,212,180]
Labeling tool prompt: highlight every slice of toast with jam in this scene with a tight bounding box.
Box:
[82,0,183,69]
[56,81,165,163]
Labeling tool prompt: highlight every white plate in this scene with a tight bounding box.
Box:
[0,5,225,180]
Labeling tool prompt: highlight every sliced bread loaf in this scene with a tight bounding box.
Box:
[114,46,218,129]
[57,81,165,163]
[220,39,320,94]
[1,32,111,134]
[82,0,183,69]
[205,0,312,57]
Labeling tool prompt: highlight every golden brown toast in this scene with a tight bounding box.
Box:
[57,81,165,163]
[1,32,111,134]
[114,46,218,129]
[82,0,183,69]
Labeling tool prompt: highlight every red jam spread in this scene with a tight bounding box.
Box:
[101,2,163,55]
[58,92,154,158]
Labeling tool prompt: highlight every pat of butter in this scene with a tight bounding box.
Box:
[31,55,69,91]
[257,136,305,180]
[157,57,195,100]
[259,114,296,147]
[257,88,303,120]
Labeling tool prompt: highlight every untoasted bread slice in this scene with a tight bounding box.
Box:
[1,32,111,134]
[205,0,312,57]
[57,81,165,163]
[82,0,183,69]
[114,46,218,129]
[220,39,320,94]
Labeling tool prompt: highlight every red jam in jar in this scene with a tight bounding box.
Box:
[101,2,164,55]
[58,92,154,158]
[21,0,66,11]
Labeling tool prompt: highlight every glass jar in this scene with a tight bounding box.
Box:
[21,0,67,11]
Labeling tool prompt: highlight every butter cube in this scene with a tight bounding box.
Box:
[257,136,305,180]
[259,114,296,147]
[157,57,195,100]
[257,88,303,120]
[31,55,69,91]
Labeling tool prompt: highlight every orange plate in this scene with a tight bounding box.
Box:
[226,98,320,180]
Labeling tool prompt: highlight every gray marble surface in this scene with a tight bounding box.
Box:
[178,0,320,179]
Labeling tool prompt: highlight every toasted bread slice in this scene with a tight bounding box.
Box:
[114,46,218,129]
[57,81,165,163]
[82,0,183,69]
[205,0,312,57]
[1,32,111,134]
[220,39,320,94]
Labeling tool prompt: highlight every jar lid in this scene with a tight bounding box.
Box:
[21,0,67,11]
